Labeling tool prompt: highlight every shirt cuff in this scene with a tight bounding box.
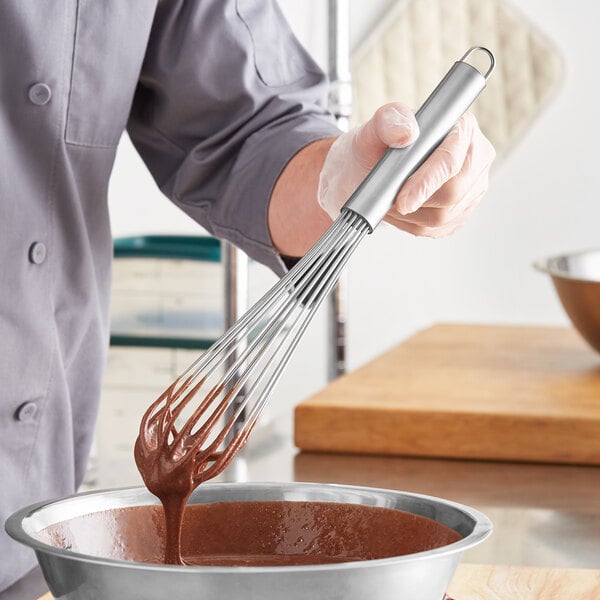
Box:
[209,114,340,277]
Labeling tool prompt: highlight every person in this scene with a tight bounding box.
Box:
[0,0,494,596]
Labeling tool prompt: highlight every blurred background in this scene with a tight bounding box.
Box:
[97,0,599,487]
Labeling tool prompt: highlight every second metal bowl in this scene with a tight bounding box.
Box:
[535,248,600,353]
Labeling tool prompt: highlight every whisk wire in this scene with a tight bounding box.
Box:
[137,211,369,473]
[185,212,370,479]
[216,212,370,439]
[174,215,353,393]
[237,219,369,426]
[136,211,370,482]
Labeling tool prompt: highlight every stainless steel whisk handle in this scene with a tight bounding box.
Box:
[342,47,495,231]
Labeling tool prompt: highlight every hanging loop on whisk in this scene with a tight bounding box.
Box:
[459,46,495,80]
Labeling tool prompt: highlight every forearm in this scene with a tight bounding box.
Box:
[268,137,337,258]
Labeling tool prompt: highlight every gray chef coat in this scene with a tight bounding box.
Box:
[0,0,338,590]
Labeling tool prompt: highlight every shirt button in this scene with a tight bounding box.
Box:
[28,82,52,106]
[29,242,47,264]
[15,402,38,422]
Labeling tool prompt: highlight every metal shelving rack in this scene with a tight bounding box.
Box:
[327,0,352,379]
[110,235,223,351]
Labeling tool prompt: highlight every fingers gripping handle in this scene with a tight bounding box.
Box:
[342,47,494,231]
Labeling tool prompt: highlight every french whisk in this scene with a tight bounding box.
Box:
[135,47,495,496]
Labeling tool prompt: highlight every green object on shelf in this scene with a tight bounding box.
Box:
[113,235,221,262]
[111,235,223,350]
[109,334,216,351]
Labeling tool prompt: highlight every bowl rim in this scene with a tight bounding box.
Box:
[5,481,493,574]
[533,248,600,283]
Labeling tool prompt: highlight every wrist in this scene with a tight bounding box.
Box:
[268,136,337,258]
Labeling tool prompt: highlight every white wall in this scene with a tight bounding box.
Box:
[107,1,600,417]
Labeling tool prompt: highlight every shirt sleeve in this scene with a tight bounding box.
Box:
[127,0,340,275]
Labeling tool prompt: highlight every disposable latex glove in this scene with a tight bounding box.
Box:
[318,103,496,236]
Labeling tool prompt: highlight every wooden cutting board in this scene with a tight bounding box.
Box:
[294,324,600,464]
[37,564,600,599]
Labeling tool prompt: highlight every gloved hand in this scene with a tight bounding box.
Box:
[318,102,495,236]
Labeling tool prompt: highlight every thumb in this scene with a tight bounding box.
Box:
[353,103,419,168]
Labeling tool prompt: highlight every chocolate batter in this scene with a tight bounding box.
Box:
[38,501,462,566]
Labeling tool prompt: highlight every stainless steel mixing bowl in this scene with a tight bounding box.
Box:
[535,248,600,353]
[6,482,492,600]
